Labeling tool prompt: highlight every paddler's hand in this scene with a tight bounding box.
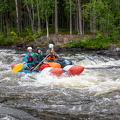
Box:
[55,55,59,58]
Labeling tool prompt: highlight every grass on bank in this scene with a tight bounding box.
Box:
[66,32,120,48]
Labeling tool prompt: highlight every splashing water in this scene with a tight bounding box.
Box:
[0,49,120,119]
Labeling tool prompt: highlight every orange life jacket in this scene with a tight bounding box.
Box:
[47,49,56,60]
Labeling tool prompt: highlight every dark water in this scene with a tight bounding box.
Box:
[0,49,120,120]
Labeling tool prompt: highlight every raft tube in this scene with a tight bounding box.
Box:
[63,65,85,76]
[11,63,84,76]
[40,67,64,77]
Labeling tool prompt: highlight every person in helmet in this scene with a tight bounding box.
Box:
[23,47,35,70]
[34,47,46,65]
[46,44,58,62]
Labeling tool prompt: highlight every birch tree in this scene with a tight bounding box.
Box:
[23,0,35,34]
[36,0,41,31]
[55,0,58,34]
[39,0,54,38]
[77,0,82,35]
[70,0,72,35]
[64,0,76,35]
[15,0,20,35]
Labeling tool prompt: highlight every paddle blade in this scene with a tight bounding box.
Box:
[12,64,23,73]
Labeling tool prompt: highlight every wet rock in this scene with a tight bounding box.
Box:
[54,45,61,52]
[35,34,79,45]
[97,45,120,59]
[0,107,39,120]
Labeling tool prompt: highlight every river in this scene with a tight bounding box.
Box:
[0,49,120,120]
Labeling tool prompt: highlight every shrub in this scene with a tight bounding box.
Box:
[0,32,22,45]
[66,34,114,48]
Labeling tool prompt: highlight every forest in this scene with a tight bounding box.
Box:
[0,0,120,48]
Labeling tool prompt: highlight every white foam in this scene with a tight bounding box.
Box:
[63,65,74,71]
[19,67,120,96]
[1,49,120,96]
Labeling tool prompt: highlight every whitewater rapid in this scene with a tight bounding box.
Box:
[0,49,120,119]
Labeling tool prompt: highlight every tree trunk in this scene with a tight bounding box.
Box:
[76,8,79,33]
[93,15,96,33]
[31,0,35,34]
[19,0,22,33]
[70,0,72,35]
[82,14,84,35]
[6,13,9,34]
[78,0,82,36]
[46,17,49,38]
[90,15,96,33]
[15,0,20,35]
[26,4,35,34]
[0,13,2,32]
[55,0,58,34]
[82,4,84,34]
[107,7,110,35]
[90,0,96,33]
[90,12,93,32]
[37,0,41,31]
[90,0,93,33]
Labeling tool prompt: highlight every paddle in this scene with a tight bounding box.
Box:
[32,53,50,71]
[13,53,50,73]
[54,51,60,58]
[13,63,25,73]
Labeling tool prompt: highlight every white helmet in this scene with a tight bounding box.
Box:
[27,47,32,50]
[49,44,54,49]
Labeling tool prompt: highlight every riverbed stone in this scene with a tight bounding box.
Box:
[0,107,39,120]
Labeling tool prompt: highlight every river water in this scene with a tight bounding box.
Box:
[0,49,120,120]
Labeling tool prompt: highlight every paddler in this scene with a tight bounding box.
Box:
[46,44,58,62]
[23,47,35,70]
[33,47,46,71]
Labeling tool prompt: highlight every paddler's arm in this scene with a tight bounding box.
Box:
[46,49,50,55]
[43,53,47,57]
[24,54,29,63]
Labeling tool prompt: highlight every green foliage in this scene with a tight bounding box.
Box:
[24,29,38,40]
[25,34,38,41]
[63,0,77,20]
[21,28,45,40]
[39,0,54,19]
[10,31,17,37]
[0,0,119,46]
[0,33,22,45]
[58,29,77,34]
[117,41,120,48]
[36,29,45,36]
[0,0,12,13]
[83,0,120,36]
[20,28,32,36]
[49,24,55,33]
[66,33,118,48]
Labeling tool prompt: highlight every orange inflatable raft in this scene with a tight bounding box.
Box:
[11,62,84,77]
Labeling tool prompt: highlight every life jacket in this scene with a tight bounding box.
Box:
[47,49,56,60]
[34,53,43,63]
[28,54,34,63]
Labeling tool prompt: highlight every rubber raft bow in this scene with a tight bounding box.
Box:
[11,62,85,77]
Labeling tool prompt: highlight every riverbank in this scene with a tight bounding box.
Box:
[0,34,120,59]
[0,34,91,49]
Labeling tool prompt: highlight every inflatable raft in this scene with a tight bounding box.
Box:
[11,62,84,77]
